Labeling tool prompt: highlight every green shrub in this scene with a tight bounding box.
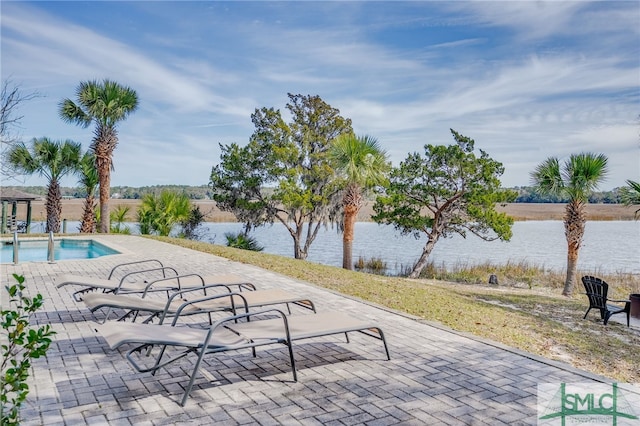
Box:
[137,190,191,236]
[178,205,206,240]
[110,205,131,234]
[1,274,55,425]
[224,232,264,251]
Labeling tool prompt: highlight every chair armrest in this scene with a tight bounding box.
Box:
[107,259,164,279]
[141,273,205,295]
[607,298,631,304]
[166,283,233,299]
[117,266,180,289]
[166,292,250,325]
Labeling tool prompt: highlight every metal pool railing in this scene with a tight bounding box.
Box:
[48,231,55,263]
[13,231,18,264]
[10,231,56,264]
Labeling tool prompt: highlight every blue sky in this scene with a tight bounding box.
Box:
[2,1,638,190]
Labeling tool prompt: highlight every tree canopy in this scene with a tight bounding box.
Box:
[210,93,353,259]
[7,137,81,232]
[372,129,516,278]
[619,179,640,219]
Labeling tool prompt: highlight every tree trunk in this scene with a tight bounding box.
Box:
[563,243,580,296]
[98,168,110,233]
[409,234,439,278]
[292,219,307,260]
[342,204,358,269]
[80,195,96,233]
[562,200,586,296]
[343,239,353,270]
[93,125,118,233]
[45,180,61,233]
[342,184,363,270]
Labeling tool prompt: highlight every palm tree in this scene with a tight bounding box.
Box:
[59,79,138,233]
[77,152,99,233]
[109,205,132,234]
[620,179,640,219]
[531,153,608,296]
[137,190,191,236]
[8,138,81,232]
[329,133,390,270]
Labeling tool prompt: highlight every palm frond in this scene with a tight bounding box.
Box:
[329,133,390,189]
[530,157,563,196]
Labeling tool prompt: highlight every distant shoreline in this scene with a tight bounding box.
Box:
[13,199,638,222]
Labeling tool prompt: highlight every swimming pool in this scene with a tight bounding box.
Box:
[1,239,120,263]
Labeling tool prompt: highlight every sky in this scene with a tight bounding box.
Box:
[1,1,639,191]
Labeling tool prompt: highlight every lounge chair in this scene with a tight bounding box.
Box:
[55,259,178,301]
[83,285,316,323]
[96,304,390,406]
[56,258,252,301]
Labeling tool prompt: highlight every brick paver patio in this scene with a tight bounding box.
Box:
[2,235,638,425]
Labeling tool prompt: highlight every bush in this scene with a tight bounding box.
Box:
[137,190,191,236]
[224,232,264,251]
[178,206,206,240]
[110,205,131,234]
[354,256,387,275]
[1,274,55,425]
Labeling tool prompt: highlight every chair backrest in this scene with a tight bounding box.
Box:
[581,275,609,309]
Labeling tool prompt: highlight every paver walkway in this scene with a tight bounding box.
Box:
[1,235,638,425]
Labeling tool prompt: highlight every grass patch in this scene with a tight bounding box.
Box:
[354,256,387,274]
[153,236,640,382]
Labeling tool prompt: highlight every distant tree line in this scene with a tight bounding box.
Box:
[3,184,625,203]
[3,184,212,200]
[512,186,623,203]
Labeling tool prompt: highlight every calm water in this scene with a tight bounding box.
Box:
[39,220,640,274]
[204,221,640,275]
[0,239,120,263]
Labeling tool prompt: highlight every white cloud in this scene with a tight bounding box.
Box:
[1,1,638,190]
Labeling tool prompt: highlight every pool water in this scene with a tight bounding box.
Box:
[1,239,120,263]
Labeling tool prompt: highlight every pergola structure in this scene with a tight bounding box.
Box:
[1,188,40,234]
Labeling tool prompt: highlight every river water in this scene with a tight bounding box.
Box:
[46,220,640,275]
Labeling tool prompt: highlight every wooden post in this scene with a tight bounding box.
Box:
[1,201,7,233]
[26,201,32,234]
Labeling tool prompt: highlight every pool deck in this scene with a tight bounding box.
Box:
[1,235,638,425]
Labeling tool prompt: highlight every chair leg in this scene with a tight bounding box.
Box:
[603,311,612,325]
[181,348,208,407]
[286,340,297,382]
[583,307,591,320]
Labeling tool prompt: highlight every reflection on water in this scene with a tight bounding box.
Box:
[45,220,640,274]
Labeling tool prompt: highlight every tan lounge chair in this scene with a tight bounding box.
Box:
[83,286,316,323]
[96,307,390,406]
[55,258,251,301]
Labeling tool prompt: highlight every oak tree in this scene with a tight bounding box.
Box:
[373,129,516,278]
[210,94,352,259]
